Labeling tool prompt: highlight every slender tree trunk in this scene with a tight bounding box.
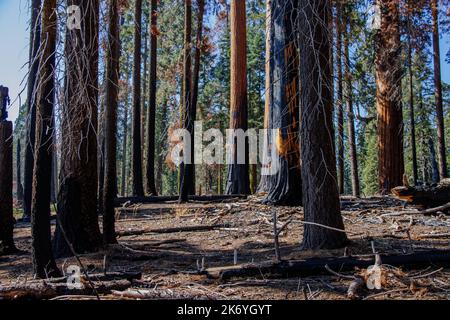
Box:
[31,0,60,277]
[226,0,250,195]
[121,101,129,196]
[50,136,57,203]
[16,138,24,202]
[24,0,42,220]
[263,0,302,206]
[54,0,102,258]
[375,0,404,193]
[146,0,158,196]
[132,0,145,197]
[299,0,348,250]
[178,0,194,202]
[0,120,16,255]
[335,1,345,194]
[344,14,360,198]
[431,0,448,179]
[142,23,148,154]
[190,0,206,195]
[407,6,418,185]
[98,96,105,214]
[103,0,120,245]
[429,138,440,184]
[258,0,272,194]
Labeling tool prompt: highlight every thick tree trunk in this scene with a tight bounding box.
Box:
[335,1,345,194]
[178,0,194,202]
[16,138,24,202]
[263,0,301,206]
[344,15,360,198]
[54,0,102,258]
[146,0,158,196]
[431,0,448,179]
[24,0,42,220]
[132,0,145,197]
[102,0,120,245]
[299,0,348,250]
[375,0,404,193]
[226,0,250,196]
[30,0,60,277]
[0,121,16,255]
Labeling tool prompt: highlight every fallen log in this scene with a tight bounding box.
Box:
[114,194,247,207]
[392,179,450,209]
[205,250,450,281]
[0,279,132,300]
[117,223,231,237]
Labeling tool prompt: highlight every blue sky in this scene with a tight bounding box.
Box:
[1,0,449,124]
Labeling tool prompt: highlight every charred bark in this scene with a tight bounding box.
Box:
[263,0,302,206]
[299,0,348,250]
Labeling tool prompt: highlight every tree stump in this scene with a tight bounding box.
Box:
[0,121,16,255]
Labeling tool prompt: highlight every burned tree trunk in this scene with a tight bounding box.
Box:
[132,0,145,197]
[178,0,194,202]
[24,0,42,220]
[16,138,24,202]
[375,0,404,193]
[54,0,102,258]
[299,0,348,250]
[263,0,301,206]
[102,0,121,245]
[344,14,360,198]
[145,0,158,196]
[226,0,250,196]
[0,119,16,255]
[30,0,60,277]
[431,0,448,179]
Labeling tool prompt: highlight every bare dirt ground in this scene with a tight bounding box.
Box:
[1,195,450,300]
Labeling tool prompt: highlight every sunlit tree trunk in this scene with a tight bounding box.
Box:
[226,0,250,195]
[375,0,404,193]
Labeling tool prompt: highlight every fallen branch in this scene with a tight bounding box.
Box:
[205,250,450,281]
[117,223,231,237]
[115,194,247,207]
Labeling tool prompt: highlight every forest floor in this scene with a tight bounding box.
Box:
[1,195,450,300]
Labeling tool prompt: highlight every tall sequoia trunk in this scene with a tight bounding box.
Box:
[16,138,24,202]
[145,0,158,196]
[54,0,102,258]
[179,0,194,202]
[431,0,448,179]
[263,0,301,206]
[0,120,16,255]
[132,0,145,197]
[407,7,418,186]
[31,0,60,277]
[24,0,42,220]
[299,0,348,250]
[103,0,120,245]
[258,0,272,194]
[375,0,404,193]
[344,14,360,198]
[226,0,250,195]
[335,1,345,194]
